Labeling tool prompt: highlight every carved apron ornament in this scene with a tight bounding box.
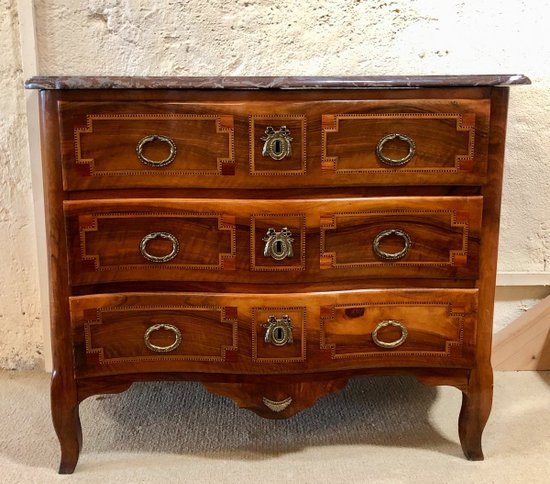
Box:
[261,126,293,160]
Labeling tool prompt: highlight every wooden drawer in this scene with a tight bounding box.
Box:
[59,97,489,190]
[71,289,478,378]
[65,196,482,285]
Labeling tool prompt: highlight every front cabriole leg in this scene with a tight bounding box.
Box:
[458,366,493,460]
[51,369,82,474]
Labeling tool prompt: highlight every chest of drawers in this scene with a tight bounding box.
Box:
[26,75,529,473]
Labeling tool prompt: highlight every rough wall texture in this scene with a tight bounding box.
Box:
[1,0,549,368]
[0,0,42,369]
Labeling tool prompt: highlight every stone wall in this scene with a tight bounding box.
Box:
[1,0,548,368]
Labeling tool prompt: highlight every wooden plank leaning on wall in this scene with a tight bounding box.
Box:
[492,294,550,370]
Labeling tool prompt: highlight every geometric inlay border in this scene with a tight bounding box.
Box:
[320,301,466,359]
[320,209,470,269]
[322,113,475,174]
[251,306,307,363]
[75,114,235,176]
[84,305,238,364]
[250,213,306,271]
[79,212,236,271]
[249,114,307,176]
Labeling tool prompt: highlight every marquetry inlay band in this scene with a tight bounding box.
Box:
[322,112,475,174]
[320,301,467,360]
[83,305,238,364]
[320,209,470,269]
[75,114,235,176]
[79,212,236,271]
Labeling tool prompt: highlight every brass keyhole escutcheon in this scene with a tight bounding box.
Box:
[264,315,293,346]
[261,126,293,160]
[263,227,294,260]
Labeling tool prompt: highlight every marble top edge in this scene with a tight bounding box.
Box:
[24,75,531,90]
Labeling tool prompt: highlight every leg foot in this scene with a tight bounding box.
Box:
[458,367,493,461]
[51,371,82,474]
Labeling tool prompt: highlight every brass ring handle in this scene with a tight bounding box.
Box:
[372,320,408,349]
[373,228,411,261]
[140,231,179,263]
[376,133,416,166]
[144,323,182,353]
[136,134,177,167]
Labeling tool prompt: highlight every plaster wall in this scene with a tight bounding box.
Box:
[1,0,549,368]
[0,0,42,369]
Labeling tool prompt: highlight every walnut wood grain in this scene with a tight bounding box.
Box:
[203,377,349,419]
[34,80,519,472]
[69,290,478,379]
[458,87,510,460]
[64,196,482,285]
[39,91,81,474]
[58,97,489,190]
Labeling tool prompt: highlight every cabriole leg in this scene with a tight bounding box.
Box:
[458,366,493,460]
[51,370,82,474]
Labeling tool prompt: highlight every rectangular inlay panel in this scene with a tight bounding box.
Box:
[249,115,306,175]
[75,114,233,176]
[74,304,237,366]
[71,212,235,281]
[320,198,482,278]
[250,214,306,271]
[251,307,306,362]
[323,113,475,173]
[320,291,477,360]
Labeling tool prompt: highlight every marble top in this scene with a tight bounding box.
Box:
[25,75,530,90]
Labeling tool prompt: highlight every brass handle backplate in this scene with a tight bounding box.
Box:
[144,323,182,353]
[140,231,179,263]
[136,134,177,167]
[264,315,293,346]
[373,228,411,261]
[372,320,408,349]
[261,126,293,160]
[263,227,294,260]
[376,133,416,166]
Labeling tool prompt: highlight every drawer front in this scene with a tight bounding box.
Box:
[65,196,482,285]
[321,104,485,181]
[71,289,478,378]
[59,98,489,190]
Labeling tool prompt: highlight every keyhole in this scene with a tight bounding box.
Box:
[275,327,284,342]
[274,139,282,154]
[275,240,282,253]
